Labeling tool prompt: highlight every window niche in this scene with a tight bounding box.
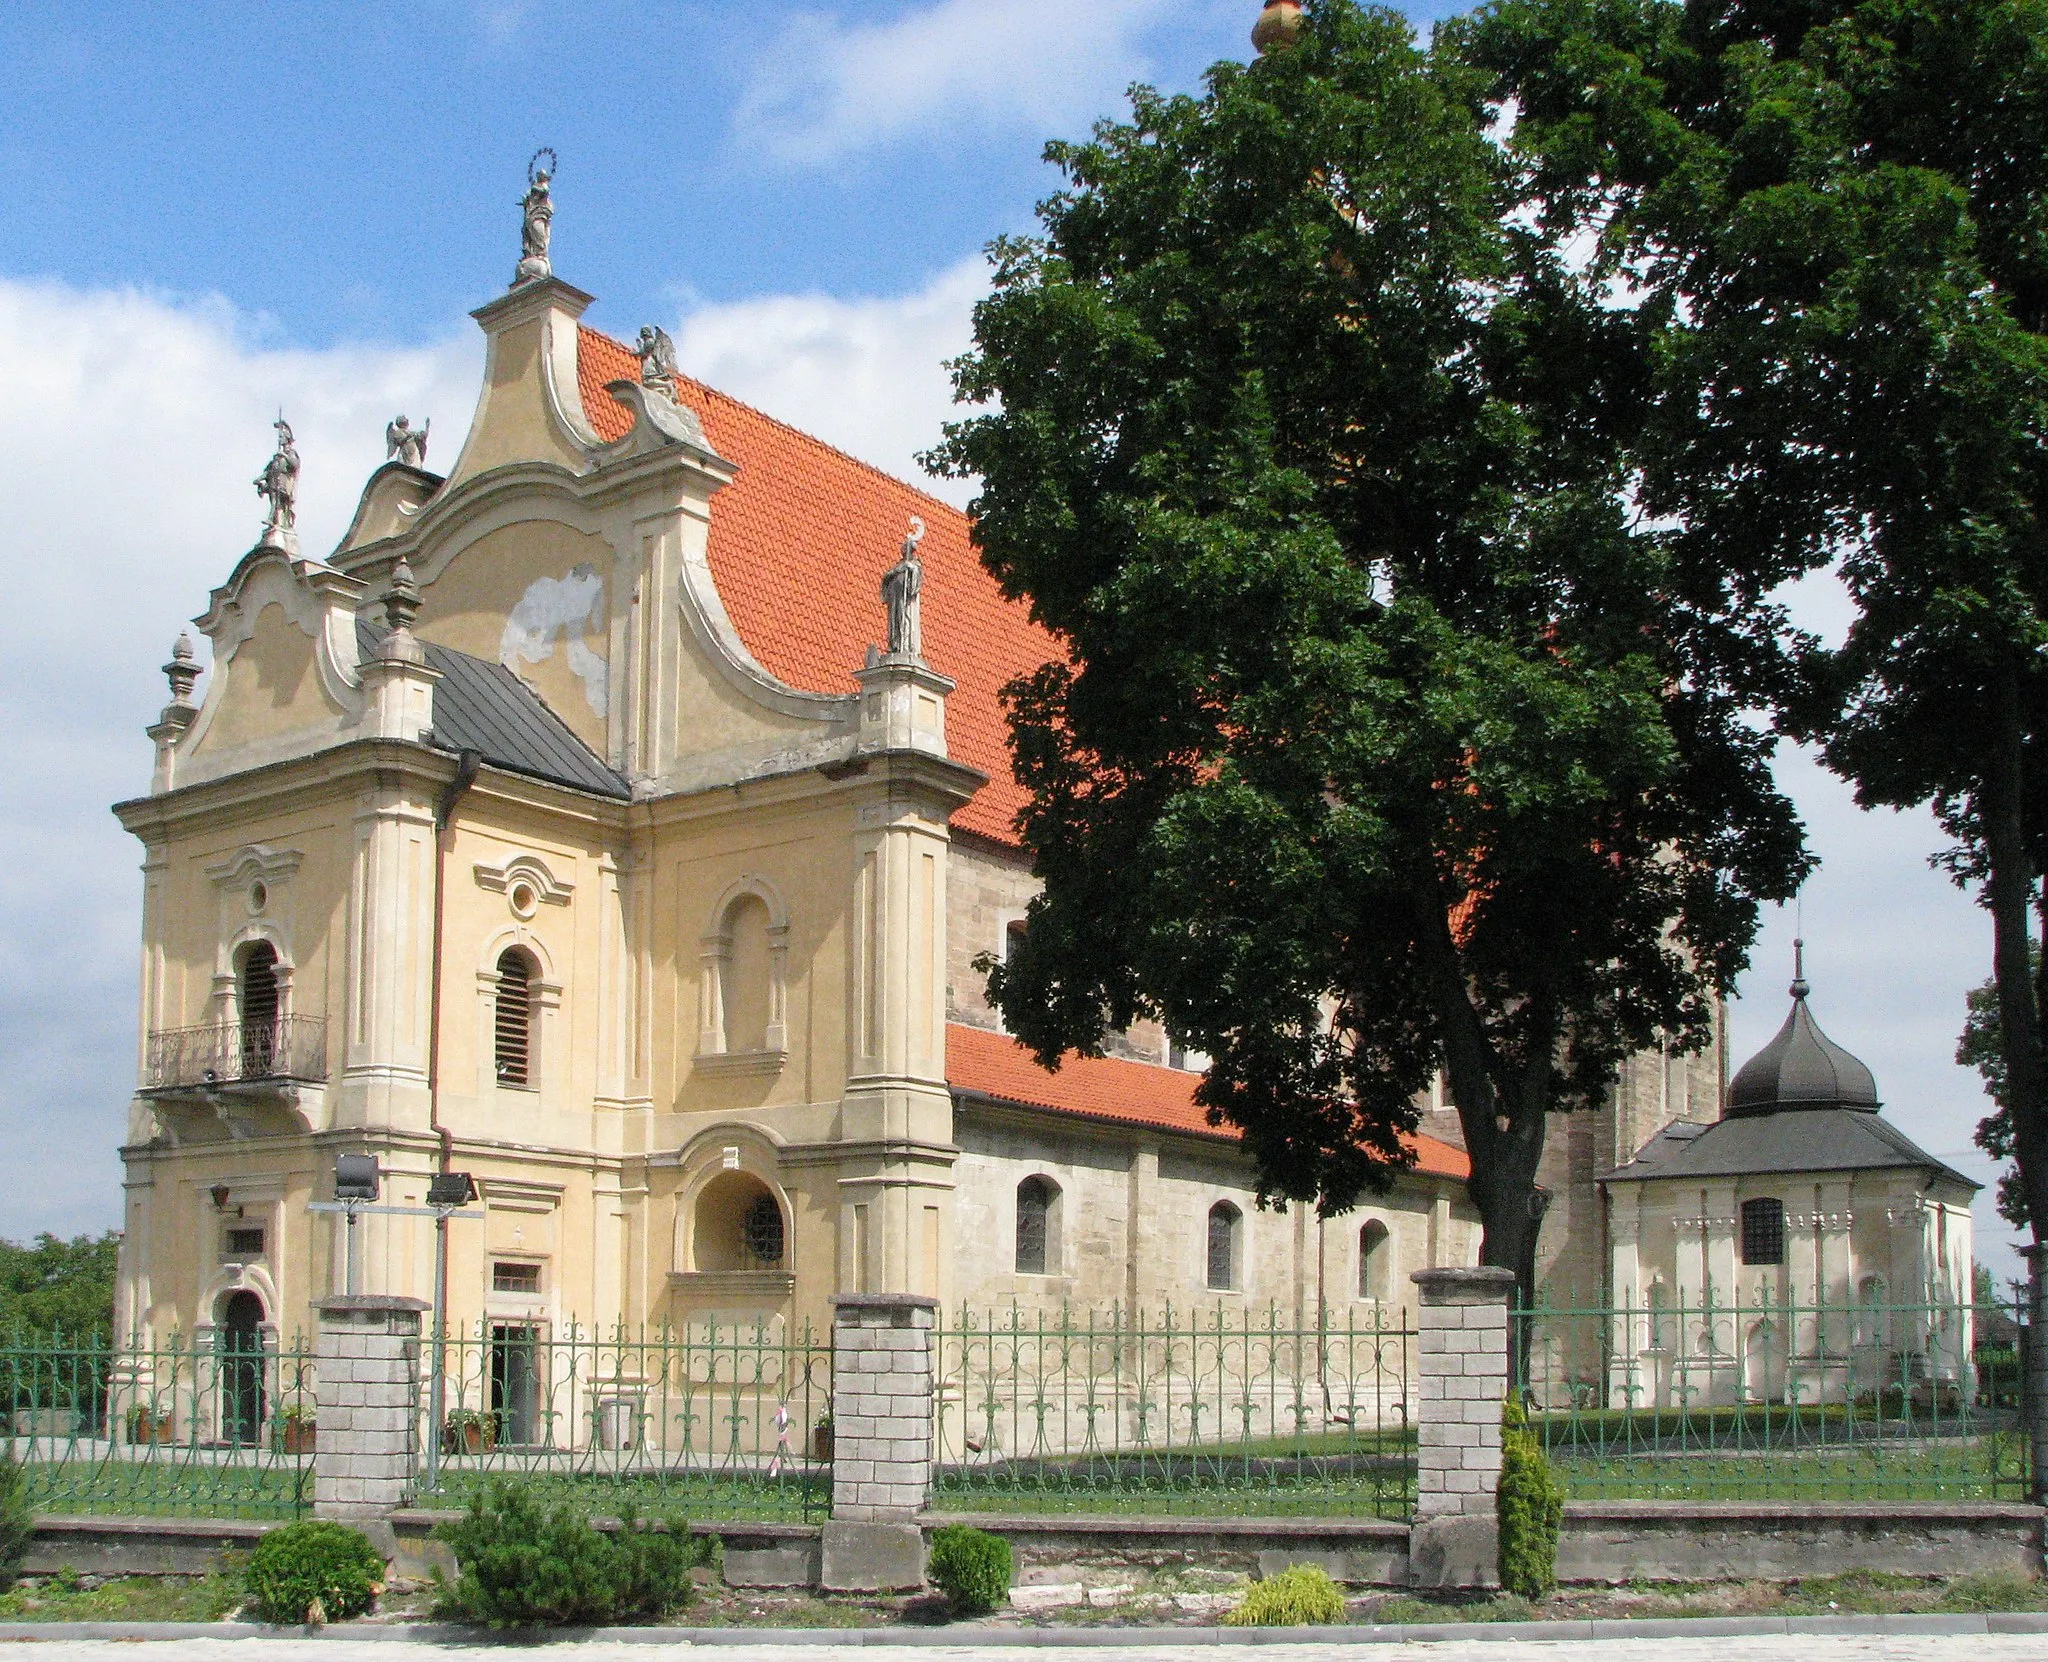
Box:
[1356,1218,1392,1301]
[1014,1175,1062,1277]
[477,936,560,1101]
[696,878,789,1076]
[669,1168,796,1301]
[1206,1201,1243,1292]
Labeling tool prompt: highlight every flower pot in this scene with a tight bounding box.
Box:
[128,1410,173,1447]
[279,1421,317,1455]
[812,1425,834,1461]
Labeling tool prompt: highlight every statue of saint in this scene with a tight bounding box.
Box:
[385,414,430,468]
[514,149,556,285]
[881,516,925,659]
[254,417,300,544]
[637,326,679,398]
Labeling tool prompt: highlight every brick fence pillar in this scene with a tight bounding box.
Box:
[820,1293,935,1590]
[1410,1266,1516,1588]
[313,1294,426,1521]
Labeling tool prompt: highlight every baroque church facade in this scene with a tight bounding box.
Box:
[112,201,1496,1367]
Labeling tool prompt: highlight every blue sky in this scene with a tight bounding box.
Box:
[0,0,2017,1287]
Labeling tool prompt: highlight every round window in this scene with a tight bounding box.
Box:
[741,1194,785,1266]
[509,882,537,919]
[248,881,267,914]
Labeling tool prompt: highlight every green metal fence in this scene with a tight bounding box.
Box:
[0,1328,316,1519]
[425,1317,833,1521]
[931,1305,1416,1518]
[1515,1292,2032,1502]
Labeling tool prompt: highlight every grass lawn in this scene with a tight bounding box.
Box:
[19,1459,307,1521]
[1548,1436,2031,1502]
[429,1467,829,1522]
[0,1571,245,1623]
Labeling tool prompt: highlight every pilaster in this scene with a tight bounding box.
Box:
[339,778,438,1131]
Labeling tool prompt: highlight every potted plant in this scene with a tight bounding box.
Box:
[274,1403,317,1455]
[126,1402,173,1446]
[811,1413,833,1462]
[443,1408,498,1455]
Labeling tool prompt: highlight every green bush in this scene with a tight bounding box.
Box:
[0,1449,31,1592]
[1223,1564,1346,1626]
[435,1482,712,1628]
[1497,1397,1563,1600]
[244,1520,385,1625]
[926,1524,1012,1616]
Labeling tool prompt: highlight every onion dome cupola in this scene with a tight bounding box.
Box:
[1726,941,1880,1117]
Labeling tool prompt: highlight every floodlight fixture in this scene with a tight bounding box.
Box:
[334,1154,380,1202]
[427,1171,478,1208]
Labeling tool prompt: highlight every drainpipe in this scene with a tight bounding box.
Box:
[425,748,481,1491]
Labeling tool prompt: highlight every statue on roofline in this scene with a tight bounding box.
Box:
[514,148,556,286]
[637,325,679,399]
[254,416,300,547]
[882,516,925,660]
[385,414,430,468]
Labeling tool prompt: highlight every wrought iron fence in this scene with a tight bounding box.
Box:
[932,1304,1416,1518]
[143,1015,328,1090]
[1515,1291,2032,1502]
[425,1317,832,1521]
[0,1327,316,1519]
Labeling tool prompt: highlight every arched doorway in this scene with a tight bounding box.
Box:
[217,1291,266,1445]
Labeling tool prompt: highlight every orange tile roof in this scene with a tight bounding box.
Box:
[946,1022,1472,1181]
[579,327,1051,845]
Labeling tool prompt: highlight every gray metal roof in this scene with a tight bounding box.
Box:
[356,620,631,800]
[1727,968,1880,1116]
[1604,1108,1977,1190]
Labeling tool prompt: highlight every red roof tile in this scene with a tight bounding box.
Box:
[579,327,1050,845]
[946,1022,1472,1181]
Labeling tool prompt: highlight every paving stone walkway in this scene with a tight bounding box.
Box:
[2,1636,2048,1660]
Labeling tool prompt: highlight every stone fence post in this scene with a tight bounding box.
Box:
[313,1294,426,1521]
[1410,1266,1516,1588]
[821,1293,935,1591]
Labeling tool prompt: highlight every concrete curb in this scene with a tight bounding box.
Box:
[0,1612,2046,1644]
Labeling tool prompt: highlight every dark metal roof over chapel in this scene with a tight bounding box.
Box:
[1725,944,1880,1116]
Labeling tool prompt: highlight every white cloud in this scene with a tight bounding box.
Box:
[0,277,477,1240]
[673,255,988,505]
[735,0,1179,164]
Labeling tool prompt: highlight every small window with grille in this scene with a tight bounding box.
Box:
[1014,1176,1060,1275]
[1739,1197,1786,1266]
[495,950,535,1088]
[492,1260,541,1294]
[223,1227,266,1261]
[742,1195,786,1266]
[1207,1201,1242,1291]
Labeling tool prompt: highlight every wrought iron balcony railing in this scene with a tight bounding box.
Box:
[143,1015,328,1092]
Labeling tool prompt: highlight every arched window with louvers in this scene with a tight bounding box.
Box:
[494,948,538,1089]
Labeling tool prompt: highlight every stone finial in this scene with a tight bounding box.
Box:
[881,516,925,660]
[383,559,422,637]
[254,415,300,550]
[385,414,430,468]
[514,148,557,286]
[637,325,680,398]
[1252,0,1304,54]
[163,632,201,706]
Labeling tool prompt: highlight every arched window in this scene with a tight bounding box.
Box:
[494,949,536,1088]
[1206,1201,1242,1291]
[1015,1176,1060,1276]
[237,941,280,1078]
[1739,1197,1785,1266]
[1357,1219,1391,1300]
[691,1171,787,1272]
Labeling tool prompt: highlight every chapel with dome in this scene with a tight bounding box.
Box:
[1592,944,1979,1408]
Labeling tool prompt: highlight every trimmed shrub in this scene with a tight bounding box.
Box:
[435,1482,712,1628]
[0,1449,31,1592]
[244,1520,385,1625]
[1223,1564,1346,1627]
[1497,1397,1563,1600]
[926,1524,1012,1616]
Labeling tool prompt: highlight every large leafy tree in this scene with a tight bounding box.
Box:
[0,1232,120,1340]
[1465,0,2048,1252]
[932,0,1807,1299]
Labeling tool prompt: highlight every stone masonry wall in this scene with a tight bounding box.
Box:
[313,1294,425,1521]
[1413,1267,1514,1518]
[830,1294,936,1522]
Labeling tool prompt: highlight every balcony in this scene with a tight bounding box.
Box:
[143,1015,328,1094]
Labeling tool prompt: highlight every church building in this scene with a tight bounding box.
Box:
[111,180,1488,1376]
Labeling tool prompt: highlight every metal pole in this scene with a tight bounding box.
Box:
[426,1210,447,1492]
[345,1203,361,1295]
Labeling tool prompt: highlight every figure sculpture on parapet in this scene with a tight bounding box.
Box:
[882,516,925,660]
[254,416,300,548]
[385,414,430,468]
[637,326,679,399]
[514,148,556,285]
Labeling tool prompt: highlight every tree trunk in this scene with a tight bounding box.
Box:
[1980,660,2048,1501]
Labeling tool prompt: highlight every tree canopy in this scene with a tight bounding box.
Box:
[933,0,1808,1293]
[0,1232,119,1341]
